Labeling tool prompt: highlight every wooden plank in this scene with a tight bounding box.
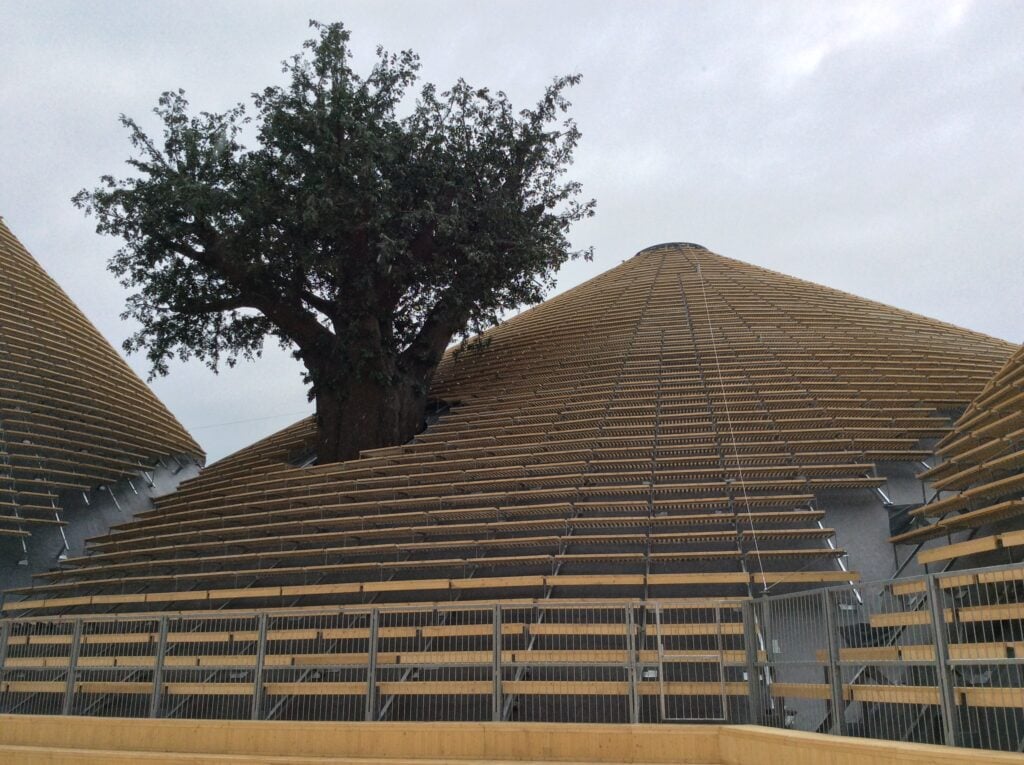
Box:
[770,682,831,700]
[957,603,1024,623]
[503,680,628,696]
[3,657,73,668]
[889,580,927,596]
[171,655,258,668]
[527,623,629,637]
[656,622,744,636]
[814,646,901,663]
[264,682,364,696]
[847,684,940,706]
[0,681,64,694]
[959,687,1024,709]
[869,611,932,628]
[547,574,645,587]
[419,624,494,638]
[918,535,1000,565]
[968,565,1024,587]
[647,573,749,586]
[377,651,488,666]
[641,681,748,697]
[503,650,626,664]
[164,683,253,696]
[75,682,152,695]
[167,631,258,644]
[377,681,491,696]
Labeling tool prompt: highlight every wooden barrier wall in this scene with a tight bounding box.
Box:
[0,715,1020,764]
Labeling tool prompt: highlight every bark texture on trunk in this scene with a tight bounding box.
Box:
[313,368,429,464]
[303,307,459,464]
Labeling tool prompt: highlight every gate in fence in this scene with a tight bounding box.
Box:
[2,561,1024,753]
[651,602,730,722]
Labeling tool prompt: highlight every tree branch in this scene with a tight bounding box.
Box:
[301,289,336,317]
[399,296,466,377]
[174,295,252,315]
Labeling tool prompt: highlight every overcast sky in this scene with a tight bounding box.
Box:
[2,0,1022,463]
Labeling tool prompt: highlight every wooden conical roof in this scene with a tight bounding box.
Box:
[0,219,203,541]
[5,243,1015,615]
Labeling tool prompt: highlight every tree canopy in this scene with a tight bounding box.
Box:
[75,21,594,463]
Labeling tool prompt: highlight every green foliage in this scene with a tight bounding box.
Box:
[74,21,594,392]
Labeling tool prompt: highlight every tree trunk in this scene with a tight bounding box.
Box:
[302,307,458,464]
[312,366,429,464]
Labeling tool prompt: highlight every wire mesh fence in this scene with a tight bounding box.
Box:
[751,562,1024,751]
[2,561,1024,752]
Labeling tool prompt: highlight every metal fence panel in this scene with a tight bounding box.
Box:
[3,562,1024,753]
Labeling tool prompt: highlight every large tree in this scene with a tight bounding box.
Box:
[76,21,594,463]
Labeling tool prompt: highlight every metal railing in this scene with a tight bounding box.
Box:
[751,561,1024,752]
[2,562,1024,752]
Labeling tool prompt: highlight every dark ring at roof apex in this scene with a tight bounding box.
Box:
[635,242,708,255]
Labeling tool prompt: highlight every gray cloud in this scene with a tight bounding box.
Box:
[2,0,1021,462]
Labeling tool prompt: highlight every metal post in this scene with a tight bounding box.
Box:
[0,618,10,710]
[715,604,727,722]
[654,604,667,722]
[822,589,847,736]
[741,600,763,725]
[62,618,83,716]
[626,605,639,724]
[0,620,10,672]
[365,609,379,721]
[250,613,268,720]
[926,574,959,746]
[491,604,502,721]
[149,616,169,717]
